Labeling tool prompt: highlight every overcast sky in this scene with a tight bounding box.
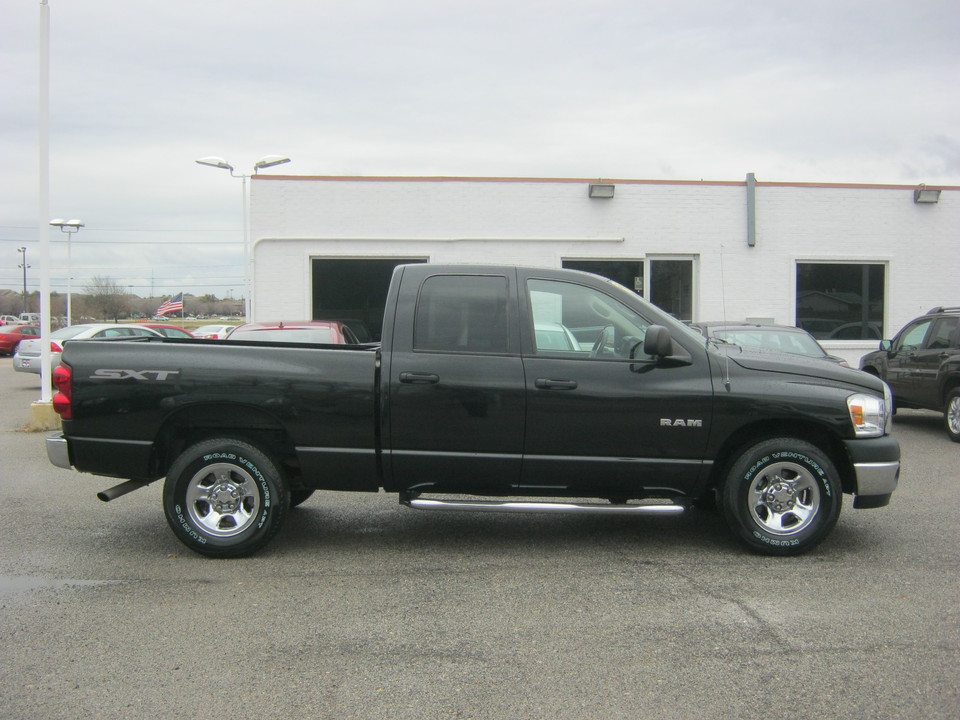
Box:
[2,0,958,302]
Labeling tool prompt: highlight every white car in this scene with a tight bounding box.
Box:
[192,324,236,339]
[13,323,163,375]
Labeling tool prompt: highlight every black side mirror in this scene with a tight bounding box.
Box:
[644,325,673,357]
[880,339,893,353]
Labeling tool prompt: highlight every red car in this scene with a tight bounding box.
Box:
[0,325,39,356]
[139,323,194,339]
[225,320,361,344]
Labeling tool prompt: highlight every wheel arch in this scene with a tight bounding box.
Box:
[151,403,300,482]
[939,372,960,407]
[707,420,856,496]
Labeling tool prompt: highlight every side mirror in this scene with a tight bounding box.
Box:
[879,339,893,352]
[644,325,673,357]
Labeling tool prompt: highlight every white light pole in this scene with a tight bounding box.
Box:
[195,155,291,321]
[49,218,83,325]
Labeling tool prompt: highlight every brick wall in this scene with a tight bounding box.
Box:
[251,176,958,365]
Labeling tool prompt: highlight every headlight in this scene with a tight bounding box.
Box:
[847,391,888,437]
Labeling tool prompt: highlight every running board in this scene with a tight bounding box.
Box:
[402,497,685,516]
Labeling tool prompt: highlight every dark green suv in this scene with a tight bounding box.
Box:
[860,307,960,442]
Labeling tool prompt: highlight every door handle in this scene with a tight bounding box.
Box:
[399,371,440,384]
[535,378,578,390]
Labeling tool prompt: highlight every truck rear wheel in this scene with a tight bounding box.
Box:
[163,438,290,558]
[720,438,842,556]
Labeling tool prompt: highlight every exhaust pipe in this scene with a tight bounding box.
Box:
[97,480,152,502]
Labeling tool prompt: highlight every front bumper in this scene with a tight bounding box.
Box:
[843,435,900,508]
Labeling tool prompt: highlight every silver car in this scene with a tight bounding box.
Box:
[13,323,163,374]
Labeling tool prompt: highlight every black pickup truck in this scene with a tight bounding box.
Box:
[46,264,900,557]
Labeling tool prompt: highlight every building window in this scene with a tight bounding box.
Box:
[561,258,693,322]
[649,260,692,323]
[796,263,885,340]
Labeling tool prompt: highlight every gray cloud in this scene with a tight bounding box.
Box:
[2,0,957,298]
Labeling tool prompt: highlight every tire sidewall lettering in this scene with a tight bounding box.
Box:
[723,438,842,555]
[744,451,831,497]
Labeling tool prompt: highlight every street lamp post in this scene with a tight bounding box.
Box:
[17,247,30,315]
[49,218,84,325]
[195,155,291,321]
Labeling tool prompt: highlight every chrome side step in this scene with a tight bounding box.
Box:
[402,497,685,516]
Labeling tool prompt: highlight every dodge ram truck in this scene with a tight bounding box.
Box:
[46,264,901,557]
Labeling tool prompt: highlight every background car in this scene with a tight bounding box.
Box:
[192,324,236,339]
[534,322,582,352]
[860,306,960,441]
[690,322,849,365]
[225,320,360,344]
[13,323,163,374]
[0,325,39,356]
[139,323,194,338]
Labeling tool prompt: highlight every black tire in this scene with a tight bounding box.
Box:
[163,438,290,558]
[720,438,842,556]
[945,389,960,443]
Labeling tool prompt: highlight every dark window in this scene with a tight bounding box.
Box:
[796,263,885,340]
[649,260,692,323]
[562,260,644,294]
[928,317,959,350]
[414,275,509,354]
[312,258,426,342]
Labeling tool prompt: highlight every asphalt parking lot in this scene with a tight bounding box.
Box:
[0,365,957,720]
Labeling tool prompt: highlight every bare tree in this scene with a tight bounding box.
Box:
[84,275,128,321]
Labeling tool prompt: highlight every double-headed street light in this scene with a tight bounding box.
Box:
[196,155,291,320]
[49,218,84,325]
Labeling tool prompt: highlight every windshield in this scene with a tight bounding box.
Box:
[713,328,826,357]
[53,325,95,340]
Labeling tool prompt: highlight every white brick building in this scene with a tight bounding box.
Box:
[249,175,958,364]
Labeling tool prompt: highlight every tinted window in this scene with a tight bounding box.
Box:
[414,275,509,354]
[927,317,958,350]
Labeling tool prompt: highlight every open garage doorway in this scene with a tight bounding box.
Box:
[311,258,426,341]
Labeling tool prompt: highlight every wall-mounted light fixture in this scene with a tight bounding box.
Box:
[914,185,941,204]
[588,183,615,199]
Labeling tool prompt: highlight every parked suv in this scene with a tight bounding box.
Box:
[860,306,960,442]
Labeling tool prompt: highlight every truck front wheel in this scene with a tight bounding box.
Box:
[163,438,290,558]
[720,438,842,556]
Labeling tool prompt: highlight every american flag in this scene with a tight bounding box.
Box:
[156,292,183,316]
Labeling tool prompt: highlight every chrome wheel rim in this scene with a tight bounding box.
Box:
[748,461,820,535]
[185,462,261,537]
[948,395,960,436]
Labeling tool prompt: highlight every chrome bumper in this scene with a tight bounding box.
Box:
[853,460,900,496]
[45,433,71,469]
